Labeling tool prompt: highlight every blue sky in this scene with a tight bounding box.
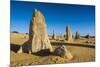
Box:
[11,1,95,36]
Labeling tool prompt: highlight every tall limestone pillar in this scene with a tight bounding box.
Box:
[66,25,73,41]
[29,9,53,53]
[52,30,56,39]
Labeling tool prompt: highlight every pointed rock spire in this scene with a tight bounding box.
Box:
[29,9,53,53]
[66,25,73,41]
[52,30,56,39]
[75,31,80,39]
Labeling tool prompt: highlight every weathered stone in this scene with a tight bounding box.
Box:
[54,45,73,60]
[54,46,65,57]
[17,46,23,53]
[52,30,56,39]
[66,25,73,41]
[85,34,90,39]
[75,32,80,39]
[29,9,53,53]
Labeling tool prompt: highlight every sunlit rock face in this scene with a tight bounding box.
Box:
[54,45,73,60]
[66,25,73,41]
[29,9,53,53]
[75,32,80,39]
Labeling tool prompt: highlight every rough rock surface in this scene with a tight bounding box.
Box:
[75,32,80,39]
[66,25,73,41]
[54,45,73,60]
[52,30,56,39]
[29,9,53,53]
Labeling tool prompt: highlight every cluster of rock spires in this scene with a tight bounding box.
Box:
[51,25,80,41]
[17,9,73,60]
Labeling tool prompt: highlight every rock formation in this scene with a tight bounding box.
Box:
[52,30,56,39]
[54,45,73,60]
[75,32,80,39]
[66,25,73,41]
[17,46,23,53]
[29,9,53,53]
[54,46,65,57]
[85,34,90,39]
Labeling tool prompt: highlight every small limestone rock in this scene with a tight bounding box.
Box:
[54,45,73,60]
[54,46,65,57]
[17,46,22,53]
[62,45,73,60]
[18,63,23,66]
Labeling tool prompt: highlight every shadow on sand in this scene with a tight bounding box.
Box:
[10,41,52,56]
[11,44,21,53]
[51,42,95,48]
[11,41,95,56]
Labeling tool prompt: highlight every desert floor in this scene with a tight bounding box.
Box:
[10,33,95,67]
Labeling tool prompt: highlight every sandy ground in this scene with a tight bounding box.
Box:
[10,33,95,67]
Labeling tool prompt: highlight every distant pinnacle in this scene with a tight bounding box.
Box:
[53,30,54,34]
[35,8,38,12]
[66,25,73,41]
